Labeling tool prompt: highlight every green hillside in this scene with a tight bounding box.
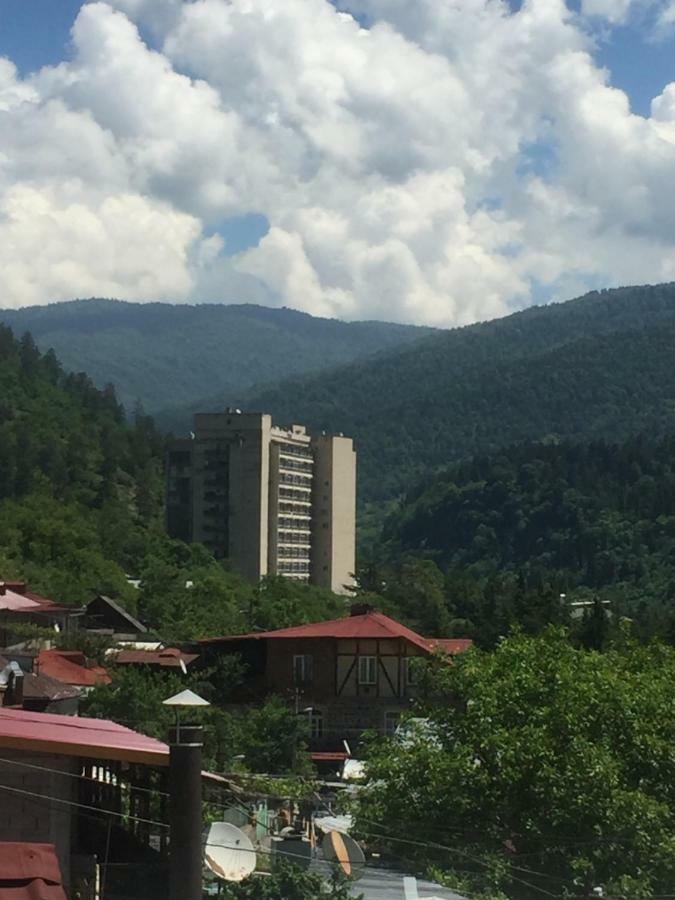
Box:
[232,283,675,506]
[0,299,432,414]
[376,435,675,642]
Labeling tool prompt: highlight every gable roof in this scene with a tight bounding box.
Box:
[37,651,111,687]
[200,610,472,655]
[85,595,147,634]
[0,708,169,766]
[0,582,73,616]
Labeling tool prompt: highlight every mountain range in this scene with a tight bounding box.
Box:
[0,299,432,414]
[4,283,675,514]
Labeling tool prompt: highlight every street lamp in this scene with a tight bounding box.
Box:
[162,689,210,900]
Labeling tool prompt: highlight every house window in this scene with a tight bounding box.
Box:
[309,709,323,739]
[293,654,313,685]
[384,711,400,736]
[358,656,377,685]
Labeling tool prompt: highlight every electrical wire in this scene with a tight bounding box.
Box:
[0,754,170,798]
[0,781,169,829]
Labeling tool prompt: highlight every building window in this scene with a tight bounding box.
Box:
[309,709,323,739]
[384,711,400,736]
[358,656,377,685]
[293,654,313,685]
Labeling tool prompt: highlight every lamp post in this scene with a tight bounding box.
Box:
[163,689,210,900]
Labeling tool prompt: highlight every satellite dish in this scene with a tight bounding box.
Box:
[322,830,365,880]
[204,822,256,882]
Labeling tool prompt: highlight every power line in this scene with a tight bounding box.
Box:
[0,755,169,798]
[0,781,168,829]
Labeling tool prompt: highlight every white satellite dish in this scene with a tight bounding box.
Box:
[204,822,256,882]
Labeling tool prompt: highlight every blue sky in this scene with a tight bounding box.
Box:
[0,0,674,323]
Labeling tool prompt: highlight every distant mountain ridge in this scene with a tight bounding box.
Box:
[0,298,434,414]
[220,282,675,506]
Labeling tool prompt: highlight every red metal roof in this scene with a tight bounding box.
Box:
[37,651,111,687]
[0,582,72,615]
[113,648,199,668]
[0,708,169,766]
[201,610,472,655]
[0,842,66,900]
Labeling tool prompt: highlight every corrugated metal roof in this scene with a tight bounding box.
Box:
[113,648,199,668]
[37,651,111,687]
[0,842,66,900]
[0,708,169,766]
[201,611,472,656]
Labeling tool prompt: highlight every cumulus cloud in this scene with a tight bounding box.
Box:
[1,0,675,324]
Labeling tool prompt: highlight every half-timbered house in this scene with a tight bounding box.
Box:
[200,605,472,756]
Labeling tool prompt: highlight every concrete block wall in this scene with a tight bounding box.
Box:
[0,750,76,889]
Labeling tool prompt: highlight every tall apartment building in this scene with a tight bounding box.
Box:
[166,411,356,593]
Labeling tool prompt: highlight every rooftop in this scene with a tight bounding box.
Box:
[201,609,473,656]
[37,650,111,687]
[0,581,71,615]
[0,707,169,766]
[112,647,199,668]
[0,842,66,900]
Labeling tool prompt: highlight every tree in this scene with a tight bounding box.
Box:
[354,629,675,898]
[219,864,362,899]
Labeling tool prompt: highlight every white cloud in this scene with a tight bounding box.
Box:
[0,0,674,324]
[0,184,202,308]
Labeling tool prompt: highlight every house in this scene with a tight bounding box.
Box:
[0,707,170,897]
[200,605,472,755]
[0,708,231,900]
[0,653,81,714]
[0,581,79,646]
[82,595,148,641]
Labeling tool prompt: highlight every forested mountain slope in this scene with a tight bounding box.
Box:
[377,435,675,642]
[0,299,432,414]
[235,283,675,504]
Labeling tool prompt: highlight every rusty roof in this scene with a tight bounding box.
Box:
[0,842,66,899]
[200,610,472,655]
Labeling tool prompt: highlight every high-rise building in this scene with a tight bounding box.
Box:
[166,411,356,593]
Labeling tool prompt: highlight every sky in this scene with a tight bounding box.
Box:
[0,0,674,326]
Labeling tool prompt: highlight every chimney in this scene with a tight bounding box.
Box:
[350,603,375,617]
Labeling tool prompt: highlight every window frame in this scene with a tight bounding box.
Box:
[358,655,377,685]
[293,654,313,685]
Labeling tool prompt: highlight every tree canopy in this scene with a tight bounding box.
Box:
[355,629,675,899]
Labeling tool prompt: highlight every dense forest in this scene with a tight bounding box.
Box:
[238,282,675,510]
[367,436,675,645]
[0,299,431,414]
